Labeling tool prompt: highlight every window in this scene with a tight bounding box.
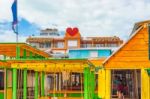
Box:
[40,33,48,36]
[45,42,51,48]
[87,44,92,47]
[68,40,78,48]
[31,43,38,48]
[110,44,117,47]
[90,51,98,58]
[57,42,64,48]
[0,71,4,90]
[39,43,44,48]
[95,44,101,47]
[100,44,104,47]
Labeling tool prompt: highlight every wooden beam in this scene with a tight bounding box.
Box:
[0,43,49,58]
[111,56,148,62]
[117,51,148,57]
[105,61,150,69]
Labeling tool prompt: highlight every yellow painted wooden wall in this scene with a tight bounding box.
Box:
[141,69,150,99]
[102,21,150,99]
[98,69,111,99]
[7,88,12,99]
[7,70,12,99]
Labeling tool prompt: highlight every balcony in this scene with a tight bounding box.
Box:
[80,44,118,48]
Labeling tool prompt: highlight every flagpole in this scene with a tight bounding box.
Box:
[11,0,18,43]
[16,32,18,43]
[16,0,18,43]
[16,23,18,43]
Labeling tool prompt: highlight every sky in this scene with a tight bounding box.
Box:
[0,0,150,42]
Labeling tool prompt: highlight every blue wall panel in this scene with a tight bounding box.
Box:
[69,49,111,58]
[98,50,111,58]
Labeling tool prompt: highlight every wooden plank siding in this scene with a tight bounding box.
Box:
[0,61,10,67]
[104,23,150,69]
[0,43,49,58]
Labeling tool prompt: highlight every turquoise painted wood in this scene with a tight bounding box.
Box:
[69,49,111,58]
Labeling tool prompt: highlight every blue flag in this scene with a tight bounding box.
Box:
[11,0,18,34]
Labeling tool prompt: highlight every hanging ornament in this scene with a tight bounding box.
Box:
[66,27,79,36]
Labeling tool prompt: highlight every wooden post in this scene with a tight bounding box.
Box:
[41,72,45,97]
[84,67,90,99]
[12,68,17,99]
[23,49,27,59]
[90,71,95,99]
[141,69,150,99]
[13,45,20,99]
[105,69,111,99]
[16,46,20,59]
[29,52,33,59]
[23,69,27,99]
[34,71,38,99]
[98,69,105,99]
[134,70,139,98]
[4,69,7,99]
[4,55,7,99]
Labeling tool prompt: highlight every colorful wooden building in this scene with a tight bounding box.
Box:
[98,20,150,99]
[0,43,50,99]
[0,43,106,99]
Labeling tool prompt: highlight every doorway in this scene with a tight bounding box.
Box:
[111,70,141,99]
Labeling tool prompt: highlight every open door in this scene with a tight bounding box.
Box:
[111,70,141,99]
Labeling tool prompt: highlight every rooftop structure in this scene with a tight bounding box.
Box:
[0,20,149,99]
[26,27,123,58]
[40,28,60,36]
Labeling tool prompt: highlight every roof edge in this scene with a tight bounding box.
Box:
[103,25,143,66]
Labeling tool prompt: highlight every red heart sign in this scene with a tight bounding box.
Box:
[66,27,79,36]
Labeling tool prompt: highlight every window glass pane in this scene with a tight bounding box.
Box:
[90,51,98,58]
[68,40,78,47]
[0,70,4,90]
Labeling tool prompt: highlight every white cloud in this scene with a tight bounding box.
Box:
[0,0,13,22]
[1,0,150,41]
[0,30,27,42]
